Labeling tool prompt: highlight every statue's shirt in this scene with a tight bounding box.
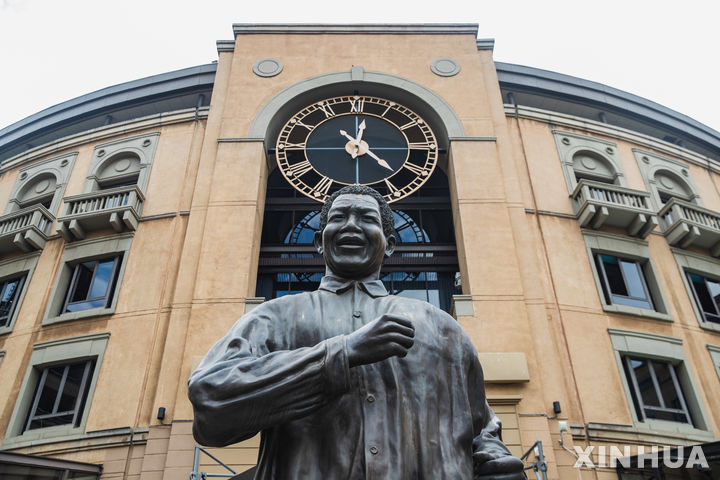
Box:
[189,275,512,479]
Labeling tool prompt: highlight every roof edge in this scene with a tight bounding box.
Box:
[232,23,479,36]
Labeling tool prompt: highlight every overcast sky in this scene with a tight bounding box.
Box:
[1,0,718,133]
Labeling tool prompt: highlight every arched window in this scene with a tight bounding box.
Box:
[16,173,57,210]
[93,153,141,191]
[572,150,618,184]
[256,168,459,312]
[653,170,695,206]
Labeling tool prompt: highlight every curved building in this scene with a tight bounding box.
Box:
[0,24,718,479]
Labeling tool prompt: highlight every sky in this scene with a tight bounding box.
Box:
[1,0,719,132]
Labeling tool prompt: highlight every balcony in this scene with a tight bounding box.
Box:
[0,205,54,254]
[658,198,720,256]
[57,185,144,241]
[571,179,657,238]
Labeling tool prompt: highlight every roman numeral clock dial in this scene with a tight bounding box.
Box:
[275,95,438,203]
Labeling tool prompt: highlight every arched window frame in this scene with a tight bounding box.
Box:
[553,130,626,194]
[633,149,701,211]
[5,152,76,216]
[84,133,159,195]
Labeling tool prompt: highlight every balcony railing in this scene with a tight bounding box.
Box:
[571,179,657,238]
[658,197,720,256]
[57,185,144,241]
[0,204,54,254]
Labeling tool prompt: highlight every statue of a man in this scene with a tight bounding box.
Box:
[189,185,526,479]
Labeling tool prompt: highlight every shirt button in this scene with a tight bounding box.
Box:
[366,394,375,403]
[353,311,361,318]
[369,446,379,455]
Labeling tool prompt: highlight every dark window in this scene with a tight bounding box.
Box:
[0,275,25,328]
[594,254,654,310]
[63,257,121,313]
[687,272,720,324]
[623,357,692,424]
[256,168,460,312]
[24,360,95,431]
[98,174,139,190]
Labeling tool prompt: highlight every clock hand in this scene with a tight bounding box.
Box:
[364,149,394,171]
[355,120,366,144]
[340,129,361,158]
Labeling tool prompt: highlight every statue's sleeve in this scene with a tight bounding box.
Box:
[187,304,350,447]
[467,343,525,477]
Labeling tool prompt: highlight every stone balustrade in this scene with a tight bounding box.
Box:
[659,197,720,256]
[571,179,657,238]
[0,204,54,254]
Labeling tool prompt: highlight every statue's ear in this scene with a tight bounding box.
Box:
[384,234,396,257]
[313,231,323,254]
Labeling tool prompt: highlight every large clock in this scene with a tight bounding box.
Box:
[275,95,438,203]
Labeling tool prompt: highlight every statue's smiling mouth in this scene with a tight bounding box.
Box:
[336,236,366,248]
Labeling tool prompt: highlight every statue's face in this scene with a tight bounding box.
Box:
[315,194,395,279]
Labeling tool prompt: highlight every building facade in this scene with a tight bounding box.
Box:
[0,24,718,479]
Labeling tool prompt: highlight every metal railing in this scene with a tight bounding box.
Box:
[0,204,54,236]
[658,197,720,231]
[190,446,238,480]
[61,185,144,218]
[521,440,548,480]
[572,179,651,211]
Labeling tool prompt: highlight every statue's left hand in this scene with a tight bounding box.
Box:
[474,456,527,480]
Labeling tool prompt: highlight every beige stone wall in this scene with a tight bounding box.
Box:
[0,27,719,480]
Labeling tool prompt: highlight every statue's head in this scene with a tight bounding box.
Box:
[315,185,396,280]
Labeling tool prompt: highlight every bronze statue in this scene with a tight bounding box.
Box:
[189,185,526,479]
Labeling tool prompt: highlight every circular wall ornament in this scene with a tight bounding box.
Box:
[114,158,132,172]
[581,156,597,170]
[561,137,571,145]
[20,172,27,180]
[253,58,283,77]
[658,174,675,190]
[97,149,106,157]
[682,168,689,177]
[430,58,461,77]
[35,179,50,193]
[60,159,69,167]
[142,139,152,147]
[605,147,614,155]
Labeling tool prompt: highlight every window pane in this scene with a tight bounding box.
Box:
[88,259,115,299]
[628,359,660,407]
[57,363,86,412]
[0,277,22,325]
[70,262,97,303]
[652,362,683,411]
[29,413,74,430]
[35,366,66,416]
[600,255,628,296]
[619,259,647,299]
[645,409,688,423]
[65,299,107,312]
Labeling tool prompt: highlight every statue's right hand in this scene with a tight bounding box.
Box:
[345,314,415,367]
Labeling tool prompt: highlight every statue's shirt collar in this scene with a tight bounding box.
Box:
[319,275,389,297]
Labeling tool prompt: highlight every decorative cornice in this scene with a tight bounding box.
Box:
[216,40,235,52]
[233,23,478,36]
[607,327,683,346]
[34,331,111,350]
[476,38,495,51]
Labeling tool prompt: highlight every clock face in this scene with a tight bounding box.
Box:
[276,95,438,203]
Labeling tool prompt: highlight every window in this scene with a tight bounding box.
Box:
[0,253,40,335]
[673,250,720,333]
[24,360,95,431]
[43,234,133,325]
[584,232,670,321]
[686,273,720,324]
[0,275,25,328]
[2,332,109,448]
[622,357,692,424]
[633,149,700,211]
[608,328,712,439]
[63,257,121,313]
[594,254,654,310]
